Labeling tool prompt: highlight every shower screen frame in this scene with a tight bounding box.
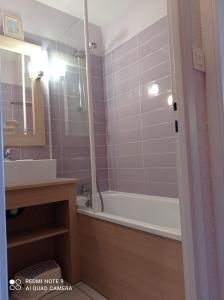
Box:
[83,0,98,212]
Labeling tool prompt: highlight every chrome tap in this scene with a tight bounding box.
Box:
[4,148,13,161]
[80,184,92,207]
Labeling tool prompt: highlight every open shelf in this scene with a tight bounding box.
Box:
[8,225,69,249]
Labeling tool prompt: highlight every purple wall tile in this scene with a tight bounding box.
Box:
[138,31,170,58]
[138,17,168,45]
[143,137,176,154]
[144,153,177,168]
[113,49,138,73]
[103,17,178,197]
[116,142,142,157]
[141,107,174,127]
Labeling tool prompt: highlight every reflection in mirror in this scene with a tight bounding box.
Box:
[1,49,33,137]
[0,35,46,147]
[49,50,89,137]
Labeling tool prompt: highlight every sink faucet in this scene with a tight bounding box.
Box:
[4,148,13,161]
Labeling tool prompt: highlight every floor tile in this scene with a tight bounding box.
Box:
[75,281,83,287]
[78,282,107,300]
[53,287,91,300]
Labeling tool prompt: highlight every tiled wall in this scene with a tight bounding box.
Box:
[49,52,108,193]
[91,56,108,191]
[103,16,178,198]
[1,16,177,198]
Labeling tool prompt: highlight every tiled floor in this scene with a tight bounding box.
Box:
[51,282,108,300]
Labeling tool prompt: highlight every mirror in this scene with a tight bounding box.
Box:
[0,35,46,146]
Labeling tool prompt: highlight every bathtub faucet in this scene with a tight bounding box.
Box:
[80,184,92,207]
[4,148,14,161]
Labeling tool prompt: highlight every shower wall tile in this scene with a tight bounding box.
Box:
[142,123,174,140]
[139,46,170,71]
[103,16,178,198]
[118,169,145,182]
[118,181,146,195]
[91,55,109,191]
[143,137,176,154]
[113,37,137,58]
[138,31,170,58]
[141,75,172,95]
[141,93,171,112]
[141,107,174,127]
[139,61,171,85]
[116,128,142,144]
[137,17,169,45]
[144,153,177,168]
[113,49,138,72]
[48,52,108,193]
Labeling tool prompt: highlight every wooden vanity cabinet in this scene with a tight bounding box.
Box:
[5,178,80,283]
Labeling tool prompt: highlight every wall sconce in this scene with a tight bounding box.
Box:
[28,50,49,80]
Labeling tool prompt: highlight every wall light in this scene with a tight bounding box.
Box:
[28,51,49,80]
[29,54,66,81]
[167,94,174,106]
[147,84,160,97]
[28,61,44,80]
[50,58,66,80]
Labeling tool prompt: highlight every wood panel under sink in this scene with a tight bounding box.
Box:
[5,178,80,283]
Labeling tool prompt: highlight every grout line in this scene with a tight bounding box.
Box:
[136,35,147,194]
[113,58,170,88]
[138,29,169,49]
[110,29,168,64]
[104,74,172,101]
[104,106,173,124]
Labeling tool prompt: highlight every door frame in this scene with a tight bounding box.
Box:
[200,0,224,298]
[168,0,222,299]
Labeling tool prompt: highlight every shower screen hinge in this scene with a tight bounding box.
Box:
[173,102,177,111]
[175,120,179,133]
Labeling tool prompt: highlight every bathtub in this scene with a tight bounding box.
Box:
[77,191,185,300]
[77,191,181,241]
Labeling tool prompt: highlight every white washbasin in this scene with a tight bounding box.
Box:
[4,159,57,187]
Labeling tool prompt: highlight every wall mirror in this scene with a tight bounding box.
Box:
[0,35,46,146]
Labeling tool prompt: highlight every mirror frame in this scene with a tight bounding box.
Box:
[0,35,46,146]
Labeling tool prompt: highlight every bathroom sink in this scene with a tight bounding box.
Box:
[4,159,57,187]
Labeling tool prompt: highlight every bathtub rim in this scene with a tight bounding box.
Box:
[77,208,182,241]
[100,190,179,204]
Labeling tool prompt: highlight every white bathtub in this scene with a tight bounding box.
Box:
[77,191,182,241]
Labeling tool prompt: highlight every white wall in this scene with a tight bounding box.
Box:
[0,0,103,56]
[101,0,167,53]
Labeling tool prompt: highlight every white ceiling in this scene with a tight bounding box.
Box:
[35,0,136,27]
